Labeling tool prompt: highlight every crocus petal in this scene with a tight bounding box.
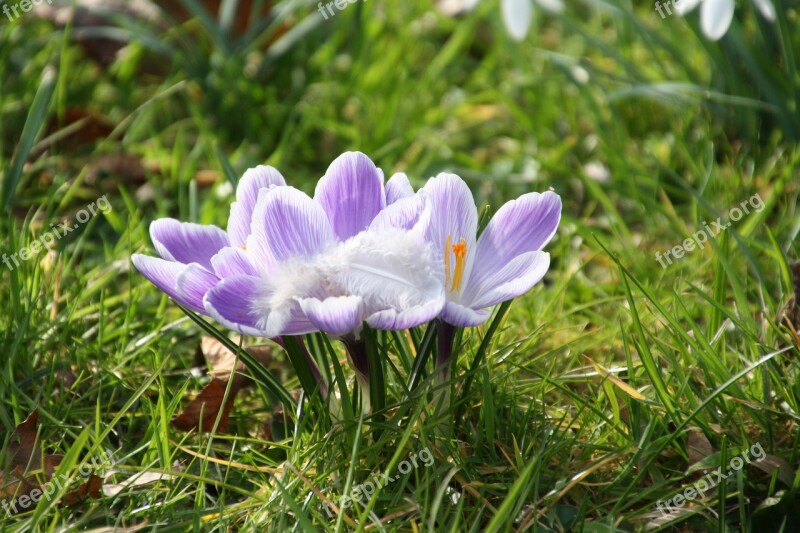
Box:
[325,227,446,327]
[227,166,286,247]
[701,0,735,40]
[501,0,533,41]
[674,0,702,15]
[313,151,386,240]
[133,254,202,313]
[369,193,431,237]
[421,173,478,285]
[204,275,270,337]
[752,0,776,21]
[150,219,229,269]
[386,173,414,204]
[176,263,219,313]
[367,299,445,330]
[211,246,260,277]
[251,186,335,263]
[299,296,365,337]
[466,251,550,309]
[440,301,492,327]
[469,191,560,291]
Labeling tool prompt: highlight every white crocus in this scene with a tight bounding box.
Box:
[676,0,776,41]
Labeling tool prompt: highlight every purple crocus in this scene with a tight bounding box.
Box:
[420,172,561,328]
[202,173,444,340]
[131,165,286,313]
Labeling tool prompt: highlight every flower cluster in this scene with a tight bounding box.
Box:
[132,152,560,406]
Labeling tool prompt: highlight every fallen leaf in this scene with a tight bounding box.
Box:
[62,474,104,506]
[171,378,235,433]
[199,336,274,392]
[687,427,714,466]
[102,471,176,497]
[751,454,795,487]
[5,411,43,473]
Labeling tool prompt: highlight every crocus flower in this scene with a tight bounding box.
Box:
[419,173,561,328]
[674,0,775,41]
[132,166,286,313]
[203,185,444,339]
[133,152,411,316]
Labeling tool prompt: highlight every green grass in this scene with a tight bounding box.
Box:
[1,0,799,531]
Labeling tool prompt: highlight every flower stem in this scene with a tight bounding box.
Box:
[341,335,372,414]
[433,320,457,428]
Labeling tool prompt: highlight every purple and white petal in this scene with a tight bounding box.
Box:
[465,251,550,309]
[227,166,286,247]
[700,0,735,40]
[469,190,560,290]
[204,275,270,337]
[251,186,335,262]
[369,193,431,237]
[133,254,202,313]
[298,296,365,337]
[328,228,445,319]
[386,173,414,204]
[211,246,260,277]
[366,299,444,330]
[313,152,386,240]
[501,0,533,41]
[421,173,478,283]
[150,219,229,269]
[176,263,219,313]
[440,301,492,327]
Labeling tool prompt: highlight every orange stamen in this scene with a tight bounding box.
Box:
[450,238,467,293]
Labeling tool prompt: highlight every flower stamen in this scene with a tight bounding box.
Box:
[450,238,467,293]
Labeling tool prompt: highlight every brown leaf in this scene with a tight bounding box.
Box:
[62,474,104,507]
[171,378,235,433]
[687,427,714,466]
[0,412,65,515]
[6,411,42,473]
[751,454,795,487]
[199,336,274,392]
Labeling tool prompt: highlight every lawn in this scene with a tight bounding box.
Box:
[1,0,799,531]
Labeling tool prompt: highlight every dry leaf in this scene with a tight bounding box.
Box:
[62,474,104,506]
[687,427,714,466]
[172,338,275,434]
[199,336,274,392]
[751,454,795,487]
[171,378,235,433]
[5,411,43,473]
[102,471,176,497]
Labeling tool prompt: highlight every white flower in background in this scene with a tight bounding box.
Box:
[675,0,776,41]
[438,0,564,41]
